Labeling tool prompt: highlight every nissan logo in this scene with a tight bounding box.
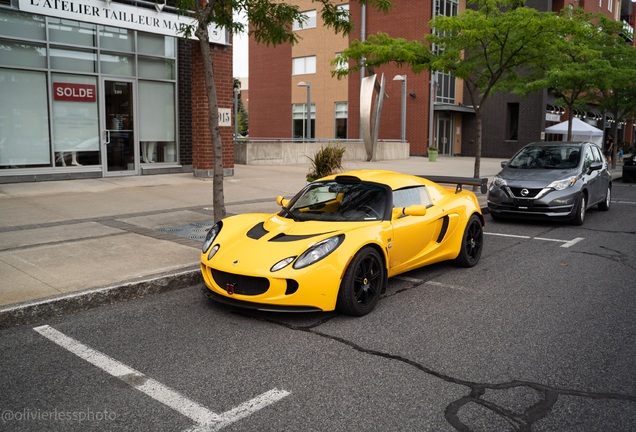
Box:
[520,189,530,197]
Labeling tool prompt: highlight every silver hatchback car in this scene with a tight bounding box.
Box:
[487,142,611,225]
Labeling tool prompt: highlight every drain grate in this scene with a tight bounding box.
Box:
[156,221,215,242]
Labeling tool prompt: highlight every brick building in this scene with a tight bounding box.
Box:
[0,0,234,183]
[249,0,636,160]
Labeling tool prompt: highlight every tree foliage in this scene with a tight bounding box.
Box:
[335,0,567,180]
[176,0,392,222]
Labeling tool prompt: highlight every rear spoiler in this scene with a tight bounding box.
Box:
[417,176,488,194]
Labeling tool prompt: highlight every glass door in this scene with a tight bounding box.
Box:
[102,79,137,175]
[436,113,454,157]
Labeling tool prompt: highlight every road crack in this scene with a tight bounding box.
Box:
[234,311,636,431]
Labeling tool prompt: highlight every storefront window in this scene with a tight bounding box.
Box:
[99,26,134,52]
[100,52,135,76]
[0,68,51,168]
[50,47,97,73]
[0,9,45,41]
[51,74,100,167]
[49,19,96,47]
[138,56,175,80]
[138,81,176,163]
[0,39,47,69]
[138,33,175,57]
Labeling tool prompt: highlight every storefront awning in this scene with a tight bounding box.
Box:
[433,104,476,114]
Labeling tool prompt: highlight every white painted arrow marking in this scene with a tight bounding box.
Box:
[34,325,289,431]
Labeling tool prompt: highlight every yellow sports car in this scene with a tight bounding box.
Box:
[201,170,486,316]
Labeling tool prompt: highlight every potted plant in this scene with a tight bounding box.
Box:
[307,143,346,182]
[428,145,439,162]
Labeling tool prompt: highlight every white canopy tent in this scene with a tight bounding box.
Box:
[545,118,603,146]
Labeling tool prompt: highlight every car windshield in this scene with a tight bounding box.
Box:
[508,146,581,169]
[281,181,387,222]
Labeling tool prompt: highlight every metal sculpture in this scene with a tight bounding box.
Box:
[360,73,388,161]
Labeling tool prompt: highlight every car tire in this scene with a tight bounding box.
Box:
[454,214,483,268]
[598,185,611,211]
[570,193,586,226]
[336,247,384,316]
[490,211,502,221]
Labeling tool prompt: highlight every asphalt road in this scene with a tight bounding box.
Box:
[1,182,635,432]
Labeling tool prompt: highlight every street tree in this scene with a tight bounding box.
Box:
[581,14,636,169]
[177,0,392,222]
[233,78,248,136]
[523,9,609,141]
[334,0,566,181]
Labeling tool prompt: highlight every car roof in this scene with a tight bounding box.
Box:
[321,170,426,190]
[525,141,590,147]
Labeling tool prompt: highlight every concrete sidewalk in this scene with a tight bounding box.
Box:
[0,157,621,329]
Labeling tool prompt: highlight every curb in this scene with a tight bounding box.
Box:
[0,267,203,331]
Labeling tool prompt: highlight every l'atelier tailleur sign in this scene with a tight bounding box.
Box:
[18,0,227,43]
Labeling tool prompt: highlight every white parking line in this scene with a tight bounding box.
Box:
[34,325,289,431]
[485,232,585,248]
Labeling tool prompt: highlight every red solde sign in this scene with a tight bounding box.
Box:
[54,83,96,102]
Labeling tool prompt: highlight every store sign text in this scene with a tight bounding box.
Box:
[54,83,96,102]
[18,0,227,43]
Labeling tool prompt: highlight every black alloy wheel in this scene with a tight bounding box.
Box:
[337,247,384,316]
[455,214,483,267]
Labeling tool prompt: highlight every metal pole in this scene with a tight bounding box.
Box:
[428,71,435,150]
[233,87,239,139]
[306,82,312,141]
[401,75,406,143]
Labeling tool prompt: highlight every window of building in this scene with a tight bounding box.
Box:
[292,56,316,75]
[293,103,315,139]
[436,72,455,104]
[608,0,612,12]
[52,73,100,167]
[0,9,178,172]
[506,103,519,141]
[293,10,317,31]
[139,81,176,163]
[334,52,348,72]
[434,0,458,104]
[337,4,350,19]
[0,68,51,167]
[335,102,347,139]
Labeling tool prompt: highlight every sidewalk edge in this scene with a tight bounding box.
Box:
[0,267,203,331]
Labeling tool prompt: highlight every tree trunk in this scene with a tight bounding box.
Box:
[612,116,619,170]
[195,24,226,223]
[473,108,482,185]
[566,105,574,142]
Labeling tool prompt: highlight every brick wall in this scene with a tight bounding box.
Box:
[349,1,434,155]
[190,40,234,174]
[249,37,292,137]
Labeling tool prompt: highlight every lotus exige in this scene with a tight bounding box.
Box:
[201,170,486,316]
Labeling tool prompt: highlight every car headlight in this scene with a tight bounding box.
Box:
[271,256,296,272]
[202,222,222,253]
[547,176,577,191]
[207,244,220,260]
[492,175,507,188]
[293,235,344,269]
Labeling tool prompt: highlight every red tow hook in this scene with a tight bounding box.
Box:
[226,283,236,295]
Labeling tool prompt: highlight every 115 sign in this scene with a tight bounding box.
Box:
[218,108,231,127]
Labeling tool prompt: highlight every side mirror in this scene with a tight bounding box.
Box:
[404,205,428,217]
[501,161,508,168]
[589,162,603,172]
[392,205,427,220]
[276,196,290,207]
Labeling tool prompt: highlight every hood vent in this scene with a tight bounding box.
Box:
[246,222,268,240]
[269,233,326,242]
